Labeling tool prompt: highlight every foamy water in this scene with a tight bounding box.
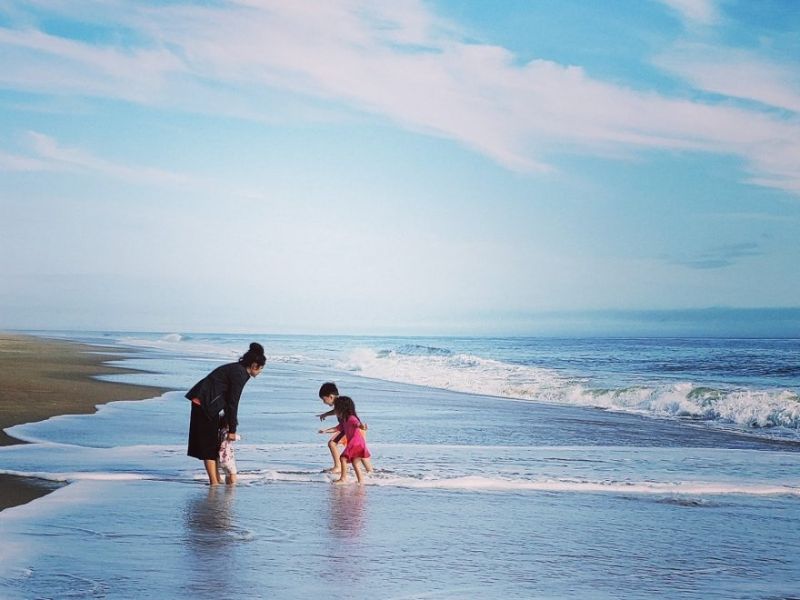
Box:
[338,346,800,437]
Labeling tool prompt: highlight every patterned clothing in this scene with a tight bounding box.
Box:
[218,426,241,476]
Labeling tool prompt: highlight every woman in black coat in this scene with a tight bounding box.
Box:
[186,342,266,484]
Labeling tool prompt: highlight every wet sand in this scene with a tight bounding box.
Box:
[0,333,168,511]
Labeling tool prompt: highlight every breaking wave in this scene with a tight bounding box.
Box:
[341,348,800,437]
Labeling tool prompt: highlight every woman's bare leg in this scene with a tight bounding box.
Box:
[204,459,220,485]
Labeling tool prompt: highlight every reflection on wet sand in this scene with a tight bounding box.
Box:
[321,484,369,584]
[184,485,237,553]
[328,484,367,539]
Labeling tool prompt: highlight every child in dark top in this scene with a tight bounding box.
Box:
[316,382,345,473]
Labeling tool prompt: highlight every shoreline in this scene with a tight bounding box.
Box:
[0,333,170,512]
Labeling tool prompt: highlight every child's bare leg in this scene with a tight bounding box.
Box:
[363,457,374,473]
[334,459,350,484]
[352,458,364,484]
[325,438,341,473]
[224,445,238,484]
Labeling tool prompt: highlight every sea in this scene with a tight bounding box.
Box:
[1,331,799,599]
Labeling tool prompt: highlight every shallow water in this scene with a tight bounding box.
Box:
[1,333,799,598]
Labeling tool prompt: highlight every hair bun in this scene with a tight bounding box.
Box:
[239,342,267,367]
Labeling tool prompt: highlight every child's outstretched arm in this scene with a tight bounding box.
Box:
[317,408,336,421]
[318,426,339,434]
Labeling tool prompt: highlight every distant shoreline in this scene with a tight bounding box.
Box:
[0,333,170,512]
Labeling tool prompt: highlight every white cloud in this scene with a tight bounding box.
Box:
[0,131,194,187]
[656,0,719,26]
[1,131,276,200]
[2,0,800,194]
[0,26,182,104]
[656,45,800,113]
[0,149,53,171]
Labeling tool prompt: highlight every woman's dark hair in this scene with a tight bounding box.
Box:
[239,342,266,367]
[318,382,339,398]
[333,396,359,422]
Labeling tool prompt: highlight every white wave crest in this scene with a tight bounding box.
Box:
[341,348,800,434]
[0,469,153,482]
[225,469,800,497]
[370,475,800,497]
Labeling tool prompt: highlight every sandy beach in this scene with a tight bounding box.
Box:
[0,333,168,511]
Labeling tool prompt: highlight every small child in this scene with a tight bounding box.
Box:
[330,396,371,485]
[317,382,346,473]
[218,422,241,485]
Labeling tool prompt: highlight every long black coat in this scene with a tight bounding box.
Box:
[185,362,250,433]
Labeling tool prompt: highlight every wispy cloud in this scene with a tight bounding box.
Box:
[0,148,52,172]
[21,131,194,186]
[0,131,195,187]
[0,26,182,104]
[2,1,800,193]
[1,131,270,199]
[668,242,762,270]
[656,45,800,113]
[656,0,719,26]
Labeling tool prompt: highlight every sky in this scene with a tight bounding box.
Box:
[1,0,799,336]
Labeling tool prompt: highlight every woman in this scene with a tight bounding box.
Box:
[186,342,266,485]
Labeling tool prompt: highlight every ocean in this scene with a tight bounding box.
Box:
[1,332,798,599]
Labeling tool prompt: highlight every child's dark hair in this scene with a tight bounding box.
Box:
[239,342,266,367]
[333,396,359,421]
[318,382,339,398]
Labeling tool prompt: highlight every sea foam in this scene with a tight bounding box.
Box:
[342,348,800,436]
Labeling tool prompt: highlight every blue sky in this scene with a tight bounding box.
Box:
[1,0,798,335]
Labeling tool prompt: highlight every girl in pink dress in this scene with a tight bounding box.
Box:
[332,396,371,485]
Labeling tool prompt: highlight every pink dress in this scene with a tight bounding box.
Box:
[339,415,371,461]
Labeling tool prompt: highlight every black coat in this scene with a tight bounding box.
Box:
[185,362,251,433]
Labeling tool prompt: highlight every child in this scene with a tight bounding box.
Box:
[330,396,371,485]
[218,421,241,485]
[317,382,346,473]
